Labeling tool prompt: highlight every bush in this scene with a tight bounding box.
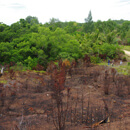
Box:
[10,62,28,71]
[90,56,101,64]
[24,56,38,70]
[127,38,130,44]
[122,56,127,61]
[99,43,121,59]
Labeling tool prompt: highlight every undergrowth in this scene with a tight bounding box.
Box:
[122,45,130,51]
[114,65,130,75]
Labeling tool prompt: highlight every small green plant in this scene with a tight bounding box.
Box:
[97,62,108,66]
[115,65,130,76]
[0,80,7,84]
[33,70,46,73]
[122,56,127,61]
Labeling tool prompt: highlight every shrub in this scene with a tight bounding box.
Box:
[99,43,121,59]
[122,56,127,61]
[10,62,28,71]
[127,38,130,44]
[24,56,38,70]
[90,56,100,64]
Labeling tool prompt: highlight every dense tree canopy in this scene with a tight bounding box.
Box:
[0,15,130,69]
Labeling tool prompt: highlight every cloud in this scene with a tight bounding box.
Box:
[0,0,129,25]
[118,0,130,6]
[8,3,26,10]
[120,0,130,2]
[0,1,28,25]
[0,1,27,11]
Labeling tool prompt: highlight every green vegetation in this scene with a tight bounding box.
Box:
[0,80,7,84]
[33,70,46,74]
[114,64,130,76]
[0,14,130,69]
[122,45,130,51]
[97,59,130,75]
[97,62,108,66]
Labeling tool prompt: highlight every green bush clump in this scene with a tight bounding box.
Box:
[122,57,127,61]
[24,56,38,70]
[10,62,28,71]
[99,43,121,59]
[90,56,101,64]
[127,38,130,44]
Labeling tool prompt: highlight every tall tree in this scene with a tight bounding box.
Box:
[48,18,61,31]
[26,16,39,25]
[83,10,94,33]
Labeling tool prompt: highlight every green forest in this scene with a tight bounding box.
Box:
[0,11,130,69]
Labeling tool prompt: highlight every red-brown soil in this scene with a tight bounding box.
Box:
[0,64,130,130]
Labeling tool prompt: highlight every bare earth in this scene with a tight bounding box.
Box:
[0,64,130,130]
[123,50,130,56]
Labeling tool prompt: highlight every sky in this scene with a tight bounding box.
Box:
[0,0,130,25]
